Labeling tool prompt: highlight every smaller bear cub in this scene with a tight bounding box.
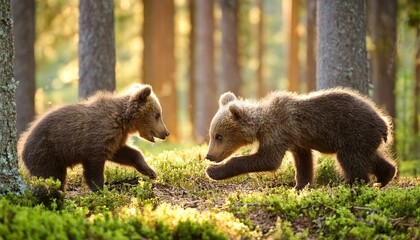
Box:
[19,84,169,192]
[206,88,396,189]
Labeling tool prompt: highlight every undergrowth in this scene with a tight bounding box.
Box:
[1,144,419,239]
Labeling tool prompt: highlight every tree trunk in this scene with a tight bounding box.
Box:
[306,0,316,92]
[143,0,177,141]
[317,0,369,94]
[0,0,25,195]
[287,0,300,92]
[194,0,216,144]
[188,0,196,139]
[367,0,397,118]
[256,0,265,98]
[78,0,116,99]
[219,0,241,95]
[12,0,36,137]
[414,27,420,134]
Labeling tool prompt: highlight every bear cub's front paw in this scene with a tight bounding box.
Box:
[140,168,157,179]
[206,164,226,180]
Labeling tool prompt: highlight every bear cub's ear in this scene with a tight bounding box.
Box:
[219,92,237,107]
[125,85,153,120]
[129,85,152,104]
[229,103,247,121]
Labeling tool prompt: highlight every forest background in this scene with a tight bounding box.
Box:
[1,0,420,238]
[16,0,420,168]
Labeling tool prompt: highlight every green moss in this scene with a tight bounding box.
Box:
[315,156,341,187]
[269,219,309,239]
[225,184,420,239]
[4,146,420,239]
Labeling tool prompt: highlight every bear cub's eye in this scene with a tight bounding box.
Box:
[215,134,223,141]
[155,113,161,120]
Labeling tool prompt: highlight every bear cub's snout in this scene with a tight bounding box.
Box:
[161,130,170,139]
[205,154,215,161]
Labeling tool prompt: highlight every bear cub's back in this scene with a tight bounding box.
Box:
[271,89,390,152]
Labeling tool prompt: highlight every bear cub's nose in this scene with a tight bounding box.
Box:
[158,130,170,140]
[205,154,214,161]
[164,130,170,137]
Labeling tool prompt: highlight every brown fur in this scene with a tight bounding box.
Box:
[206,88,396,189]
[18,84,169,191]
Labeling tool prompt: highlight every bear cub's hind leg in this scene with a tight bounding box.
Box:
[336,151,370,185]
[112,145,157,179]
[27,161,67,191]
[291,147,314,190]
[371,152,396,187]
[37,167,67,191]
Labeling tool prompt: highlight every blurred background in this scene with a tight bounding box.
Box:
[12,0,420,172]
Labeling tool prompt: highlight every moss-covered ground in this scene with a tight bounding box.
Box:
[1,143,419,239]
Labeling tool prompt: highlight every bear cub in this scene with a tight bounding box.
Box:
[206,88,396,189]
[19,84,169,192]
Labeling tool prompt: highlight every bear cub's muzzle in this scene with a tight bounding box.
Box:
[205,154,215,162]
[160,130,170,140]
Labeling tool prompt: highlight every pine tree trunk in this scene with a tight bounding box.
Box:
[188,0,196,139]
[367,0,397,118]
[317,0,369,94]
[12,0,36,137]
[194,0,216,144]
[143,0,177,141]
[78,0,116,99]
[287,0,300,92]
[306,0,316,92]
[256,0,265,98]
[219,0,241,95]
[414,27,420,134]
[0,0,25,195]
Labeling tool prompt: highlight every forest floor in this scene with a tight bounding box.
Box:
[2,144,420,239]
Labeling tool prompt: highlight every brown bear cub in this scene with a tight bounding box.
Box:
[18,84,169,192]
[206,88,396,189]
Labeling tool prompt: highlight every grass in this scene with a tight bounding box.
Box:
[1,144,419,239]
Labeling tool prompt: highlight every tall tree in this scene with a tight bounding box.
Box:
[219,0,241,95]
[194,0,216,144]
[12,0,36,137]
[79,0,116,99]
[188,0,196,138]
[407,0,420,134]
[285,0,300,92]
[367,0,397,118]
[143,0,177,141]
[0,0,25,195]
[256,0,265,98]
[415,30,420,134]
[306,0,316,92]
[317,0,368,94]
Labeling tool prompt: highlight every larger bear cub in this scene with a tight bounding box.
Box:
[19,84,169,191]
[206,88,396,189]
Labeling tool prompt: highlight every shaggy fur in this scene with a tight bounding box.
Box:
[205,88,396,189]
[18,84,170,191]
